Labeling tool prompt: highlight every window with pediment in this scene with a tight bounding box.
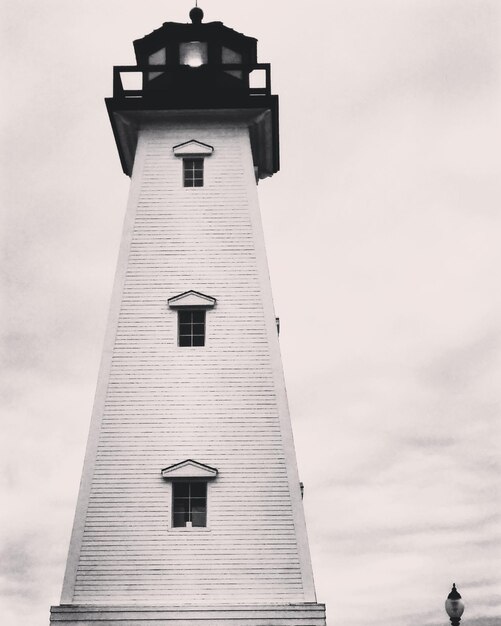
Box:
[173,140,214,188]
[161,459,218,529]
[167,290,216,347]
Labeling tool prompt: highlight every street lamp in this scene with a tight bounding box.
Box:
[445,583,465,626]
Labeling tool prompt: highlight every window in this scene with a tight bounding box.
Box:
[173,481,207,527]
[161,460,217,529]
[222,46,243,79]
[183,158,204,187]
[179,41,208,67]
[148,47,166,81]
[178,310,205,346]
[173,141,213,186]
[168,291,215,347]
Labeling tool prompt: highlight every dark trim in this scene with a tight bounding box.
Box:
[167,290,216,307]
[161,459,219,476]
[173,139,214,152]
[111,63,272,99]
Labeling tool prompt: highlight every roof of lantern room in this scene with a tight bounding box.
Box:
[133,16,258,65]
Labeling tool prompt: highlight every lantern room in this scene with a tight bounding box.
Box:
[106,7,279,179]
[134,7,259,98]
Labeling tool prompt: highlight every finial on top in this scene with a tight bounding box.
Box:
[448,584,462,600]
[190,6,204,24]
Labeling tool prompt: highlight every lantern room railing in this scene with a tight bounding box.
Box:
[112,63,272,99]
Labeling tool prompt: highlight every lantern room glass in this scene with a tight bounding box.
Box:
[179,41,208,67]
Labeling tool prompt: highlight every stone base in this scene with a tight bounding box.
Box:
[49,603,326,625]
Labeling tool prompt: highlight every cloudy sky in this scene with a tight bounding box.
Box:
[1,1,500,625]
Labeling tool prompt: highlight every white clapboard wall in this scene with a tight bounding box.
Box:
[59,121,318,608]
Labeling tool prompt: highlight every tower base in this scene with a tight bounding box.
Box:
[49,603,326,625]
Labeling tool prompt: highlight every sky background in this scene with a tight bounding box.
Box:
[1,1,500,625]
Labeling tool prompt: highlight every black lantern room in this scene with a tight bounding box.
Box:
[106,8,279,179]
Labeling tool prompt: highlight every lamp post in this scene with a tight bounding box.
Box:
[445,584,465,626]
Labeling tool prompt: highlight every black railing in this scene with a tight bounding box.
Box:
[112,63,272,99]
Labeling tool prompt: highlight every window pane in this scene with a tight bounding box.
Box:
[149,48,166,65]
[191,512,207,527]
[192,311,205,323]
[190,483,207,497]
[173,512,189,527]
[179,41,208,67]
[173,501,189,515]
[183,158,204,188]
[178,310,205,346]
[222,46,242,65]
[172,481,208,528]
[174,482,190,497]
[191,502,206,514]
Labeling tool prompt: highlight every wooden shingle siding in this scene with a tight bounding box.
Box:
[62,122,316,607]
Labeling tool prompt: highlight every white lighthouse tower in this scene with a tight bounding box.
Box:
[50,8,326,626]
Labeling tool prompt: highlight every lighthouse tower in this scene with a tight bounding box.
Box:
[50,8,326,626]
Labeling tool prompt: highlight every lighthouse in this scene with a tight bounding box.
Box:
[50,8,326,626]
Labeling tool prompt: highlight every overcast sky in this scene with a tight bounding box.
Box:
[1,1,500,625]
